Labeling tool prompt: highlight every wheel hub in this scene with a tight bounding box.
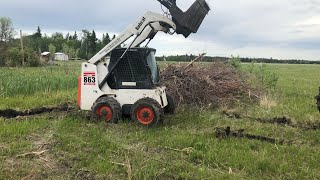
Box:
[96,106,113,122]
[136,107,155,125]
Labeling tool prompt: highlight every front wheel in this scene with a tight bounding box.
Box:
[131,98,163,127]
[91,97,122,123]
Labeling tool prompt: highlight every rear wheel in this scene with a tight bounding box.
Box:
[164,94,175,114]
[92,97,121,123]
[316,95,320,111]
[131,98,163,127]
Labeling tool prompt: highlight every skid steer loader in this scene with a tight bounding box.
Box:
[78,0,210,126]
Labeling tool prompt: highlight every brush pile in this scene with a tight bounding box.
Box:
[160,61,260,107]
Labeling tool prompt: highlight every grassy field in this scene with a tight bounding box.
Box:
[241,63,320,123]
[0,61,320,179]
[0,62,80,109]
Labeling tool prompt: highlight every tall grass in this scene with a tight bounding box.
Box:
[0,63,80,97]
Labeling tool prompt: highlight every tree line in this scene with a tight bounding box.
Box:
[1,16,319,67]
[0,17,117,67]
[156,55,320,64]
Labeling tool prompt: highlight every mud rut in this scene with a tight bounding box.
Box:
[0,104,71,119]
[222,111,320,131]
[215,126,278,144]
[218,111,320,146]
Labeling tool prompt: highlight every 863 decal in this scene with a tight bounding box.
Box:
[83,72,96,85]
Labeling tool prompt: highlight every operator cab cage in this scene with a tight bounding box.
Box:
[107,48,160,90]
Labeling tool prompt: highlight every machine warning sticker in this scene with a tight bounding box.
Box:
[83,72,96,85]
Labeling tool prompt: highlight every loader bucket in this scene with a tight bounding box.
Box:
[158,0,210,37]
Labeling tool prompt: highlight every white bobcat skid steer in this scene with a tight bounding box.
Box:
[78,0,210,126]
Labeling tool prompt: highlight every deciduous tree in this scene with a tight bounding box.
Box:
[0,17,15,42]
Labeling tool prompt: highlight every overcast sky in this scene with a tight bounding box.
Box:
[1,0,320,60]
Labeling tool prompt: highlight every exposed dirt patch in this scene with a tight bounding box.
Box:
[0,103,72,119]
[256,117,292,125]
[297,121,320,131]
[215,126,279,144]
[75,169,97,180]
[222,111,320,131]
[222,111,242,119]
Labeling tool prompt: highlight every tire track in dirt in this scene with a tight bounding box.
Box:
[222,111,320,131]
[215,126,278,144]
[0,103,72,119]
[214,126,318,146]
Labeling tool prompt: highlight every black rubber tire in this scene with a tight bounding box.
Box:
[316,95,320,112]
[131,98,163,127]
[91,97,122,123]
[164,94,175,114]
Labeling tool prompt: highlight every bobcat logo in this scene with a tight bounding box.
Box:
[135,17,146,30]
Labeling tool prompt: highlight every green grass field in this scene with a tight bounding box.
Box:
[0,62,320,179]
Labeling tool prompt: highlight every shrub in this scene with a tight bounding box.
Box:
[248,62,279,90]
[0,42,7,66]
[5,47,23,67]
[229,55,241,69]
[4,47,41,67]
[24,48,41,67]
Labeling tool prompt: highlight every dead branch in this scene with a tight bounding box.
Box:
[111,155,132,180]
[110,161,128,167]
[16,150,48,158]
[126,154,132,180]
[164,146,195,154]
[37,134,54,151]
[161,61,261,107]
[184,53,206,71]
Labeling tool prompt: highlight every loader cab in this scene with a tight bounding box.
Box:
[106,48,160,89]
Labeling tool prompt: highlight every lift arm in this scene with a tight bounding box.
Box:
[88,11,176,65]
[124,22,173,48]
[88,0,210,65]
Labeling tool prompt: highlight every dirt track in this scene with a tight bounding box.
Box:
[222,111,320,131]
[0,104,71,119]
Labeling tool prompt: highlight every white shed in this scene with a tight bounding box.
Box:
[54,52,69,61]
[40,52,51,62]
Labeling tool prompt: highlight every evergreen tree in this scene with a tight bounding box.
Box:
[72,31,78,40]
[96,39,103,52]
[78,30,91,59]
[30,26,43,52]
[102,33,105,43]
[102,33,111,45]
[65,33,70,41]
[89,30,97,55]
[34,26,42,39]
